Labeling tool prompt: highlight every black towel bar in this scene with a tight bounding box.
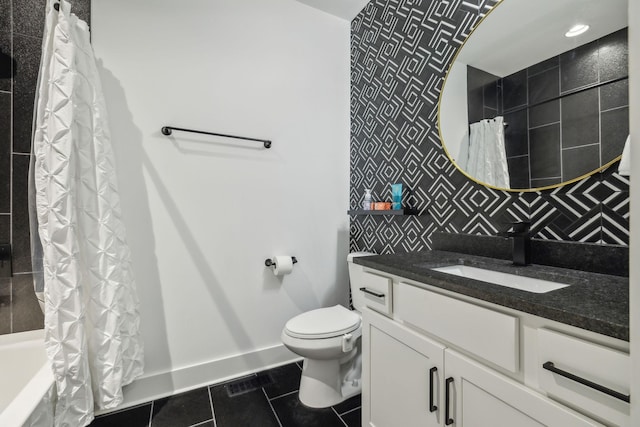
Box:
[161,126,272,149]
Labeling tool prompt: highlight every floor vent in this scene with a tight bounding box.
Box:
[226,373,274,397]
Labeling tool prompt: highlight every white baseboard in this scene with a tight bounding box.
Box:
[97,344,301,415]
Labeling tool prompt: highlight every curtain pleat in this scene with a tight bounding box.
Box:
[31,2,144,426]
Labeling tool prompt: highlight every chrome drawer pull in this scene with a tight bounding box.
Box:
[359,287,385,298]
[542,361,630,403]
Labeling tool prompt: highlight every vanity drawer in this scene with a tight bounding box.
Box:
[537,328,630,426]
[358,271,393,317]
[395,282,519,373]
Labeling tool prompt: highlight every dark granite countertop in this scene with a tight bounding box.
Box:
[354,250,629,341]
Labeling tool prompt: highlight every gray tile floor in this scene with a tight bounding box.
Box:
[89,362,361,427]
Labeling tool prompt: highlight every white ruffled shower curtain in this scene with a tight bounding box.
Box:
[30,1,144,426]
[457,116,510,189]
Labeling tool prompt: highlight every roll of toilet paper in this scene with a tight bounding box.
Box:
[272,256,294,276]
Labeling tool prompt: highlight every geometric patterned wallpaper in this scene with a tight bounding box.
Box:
[349,0,630,254]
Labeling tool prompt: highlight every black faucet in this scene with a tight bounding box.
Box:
[497,221,531,266]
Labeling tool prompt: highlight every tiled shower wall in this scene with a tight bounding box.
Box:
[466,65,500,124]
[350,0,630,254]
[467,29,629,189]
[0,0,90,335]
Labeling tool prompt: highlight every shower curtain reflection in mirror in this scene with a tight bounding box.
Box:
[457,116,511,189]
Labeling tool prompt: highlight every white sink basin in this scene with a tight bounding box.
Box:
[431,265,570,294]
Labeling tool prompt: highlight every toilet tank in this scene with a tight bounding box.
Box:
[347,252,375,312]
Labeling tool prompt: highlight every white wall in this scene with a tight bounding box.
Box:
[91,0,350,398]
[439,60,469,165]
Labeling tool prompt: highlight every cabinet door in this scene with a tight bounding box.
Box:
[443,349,603,427]
[537,328,630,426]
[362,309,446,427]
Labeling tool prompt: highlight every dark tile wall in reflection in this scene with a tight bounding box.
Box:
[0,0,90,335]
[466,29,628,189]
[503,29,628,188]
[467,66,502,123]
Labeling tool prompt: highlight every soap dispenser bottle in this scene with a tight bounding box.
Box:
[363,189,372,210]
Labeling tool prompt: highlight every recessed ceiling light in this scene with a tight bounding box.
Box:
[565,24,590,37]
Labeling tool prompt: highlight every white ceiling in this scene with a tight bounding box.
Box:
[457,0,628,77]
[294,0,370,21]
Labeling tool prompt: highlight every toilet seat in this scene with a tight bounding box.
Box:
[284,305,361,339]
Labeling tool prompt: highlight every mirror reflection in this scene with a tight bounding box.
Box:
[439,0,629,191]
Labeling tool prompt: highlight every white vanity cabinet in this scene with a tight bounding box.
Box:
[444,348,602,427]
[536,328,630,426]
[363,308,602,427]
[360,270,628,427]
[363,310,445,427]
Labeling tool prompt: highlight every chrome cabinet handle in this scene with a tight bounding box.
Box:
[359,287,385,298]
[542,361,630,403]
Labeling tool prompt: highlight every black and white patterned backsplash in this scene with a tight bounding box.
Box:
[350,0,629,254]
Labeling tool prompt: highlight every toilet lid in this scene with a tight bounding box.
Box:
[285,305,361,339]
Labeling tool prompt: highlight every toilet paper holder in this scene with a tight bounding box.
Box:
[265,257,298,268]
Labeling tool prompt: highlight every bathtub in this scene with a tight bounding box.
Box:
[0,329,55,426]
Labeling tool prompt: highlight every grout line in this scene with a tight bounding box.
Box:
[600,104,629,113]
[558,62,564,182]
[188,420,215,427]
[562,142,600,151]
[11,31,43,41]
[8,276,12,333]
[525,66,531,188]
[503,103,528,114]
[598,66,603,169]
[207,385,217,427]
[262,388,284,427]
[531,176,562,182]
[338,405,362,417]
[332,407,349,427]
[8,25,13,333]
[94,402,152,419]
[267,389,299,402]
[527,64,559,79]
[148,400,154,427]
[528,121,560,131]
[559,80,607,96]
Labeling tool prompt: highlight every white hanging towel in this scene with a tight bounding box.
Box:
[32,1,144,426]
[618,135,631,176]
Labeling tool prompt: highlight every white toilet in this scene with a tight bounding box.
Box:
[281,252,373,408]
